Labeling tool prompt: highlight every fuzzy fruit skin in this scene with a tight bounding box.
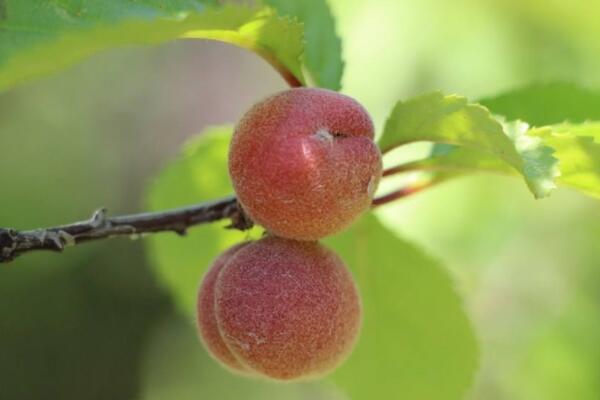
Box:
[229,87,382,241]
[196,242,251,374]
[214,236,362,381]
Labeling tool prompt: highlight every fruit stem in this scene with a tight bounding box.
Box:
[382,164,419,177]
[371,181,433,207]
[256,51,304,88]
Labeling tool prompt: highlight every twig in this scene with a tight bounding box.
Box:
[0,195,253,263]
[382,164,416,177]
[1,177,435,263]
[371,181,433,207]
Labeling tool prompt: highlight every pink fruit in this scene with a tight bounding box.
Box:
[229,87,382,240]
[196,236,362,381]
[196,242,251,374]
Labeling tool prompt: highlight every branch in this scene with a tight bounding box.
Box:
[1,176,434,263]
[0,195,253,263]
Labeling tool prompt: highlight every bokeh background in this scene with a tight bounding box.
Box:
[1,0,600,399]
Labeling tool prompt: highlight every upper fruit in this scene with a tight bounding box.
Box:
[229,88,382,240]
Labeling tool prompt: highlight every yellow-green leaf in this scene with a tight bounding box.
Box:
[262,0,344,90]
[379,93,559,198]
[326,214,479,400]
[0,2,304,92]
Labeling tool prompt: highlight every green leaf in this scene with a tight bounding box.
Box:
[531,123,600,198]
[0,2,304,92]
[403,122,600,199]
[325,214,478,400]
[554,122,600,142]
[262,0,344,90]
[379,92,559,198]
[145,126,262,314]
[480,82,600,126]
[476,83,600,198]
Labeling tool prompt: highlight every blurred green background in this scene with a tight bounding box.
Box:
[1,0,600,399]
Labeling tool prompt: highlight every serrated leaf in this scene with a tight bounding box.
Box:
[480,82,600,126]
[262,0,344,90]
[145,126,262,314]
[476,83,600,198]
[0,2,304,92]
[502,120,560,195]
[403,122,600,199]
[379,92,559,198]
[325,214,478,400]
[531,123,600,198]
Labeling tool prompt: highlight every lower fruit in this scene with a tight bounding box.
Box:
[196,236,362,381]
[196,242,251,374]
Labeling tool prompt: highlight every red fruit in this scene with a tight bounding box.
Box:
[211,237,362,381]
[196,242,251,374]
[229,87,382,240]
